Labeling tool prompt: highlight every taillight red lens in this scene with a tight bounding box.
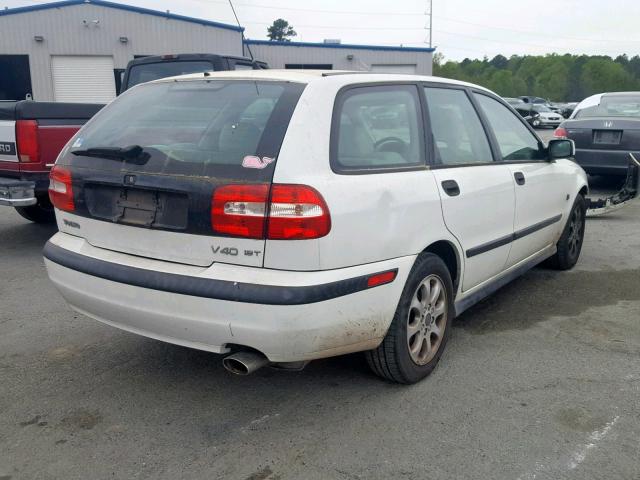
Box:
[211,184,269,238]
[211,184,331,240]
[16,120,40,163]
[267,184,331,240]
[554,127,568,138]
[48,165,74,212]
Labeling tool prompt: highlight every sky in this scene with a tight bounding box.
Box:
[3,0,640,61]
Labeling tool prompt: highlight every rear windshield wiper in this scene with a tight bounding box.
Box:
[71,145,150,164]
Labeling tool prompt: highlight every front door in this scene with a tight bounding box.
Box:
[424,86,515,292]
[473,93,568,268]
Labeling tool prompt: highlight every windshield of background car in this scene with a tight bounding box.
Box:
[574,95,640,118]
[534,105,552,113]
[69,80,304,177]
[126,61,216,88]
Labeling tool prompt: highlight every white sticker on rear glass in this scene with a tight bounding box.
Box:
[72,137,83,148]
[242,155,275,169]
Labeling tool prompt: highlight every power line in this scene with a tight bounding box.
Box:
[435,14,640,45]
[186,0,426,17]
[244,20,427,31]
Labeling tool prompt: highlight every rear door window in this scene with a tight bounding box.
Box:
[331,85,424,172]
[474,93,545,161]
[70,80,304,178]
[424,87,494,166]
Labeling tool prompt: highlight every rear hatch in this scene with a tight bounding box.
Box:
[565,117,640,151]
[55,78,304,267]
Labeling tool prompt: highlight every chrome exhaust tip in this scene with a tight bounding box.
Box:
[222,351,270,375]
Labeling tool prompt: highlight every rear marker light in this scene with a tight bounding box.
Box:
[48,165,74,212]
[554,127,568,138]
[366,270,397,288]
[211,184,331,240]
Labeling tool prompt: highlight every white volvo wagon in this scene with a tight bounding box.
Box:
[44,71,588,383]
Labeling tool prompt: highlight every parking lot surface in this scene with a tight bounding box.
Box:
[1,178,639,480]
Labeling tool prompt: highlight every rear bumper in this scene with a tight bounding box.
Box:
[44,233,413,362]
[574,148,636,175]
[0,177,36,206]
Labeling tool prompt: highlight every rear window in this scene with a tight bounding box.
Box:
[71,80,304,176]
[575,95,640,118]
[126,61,215,88]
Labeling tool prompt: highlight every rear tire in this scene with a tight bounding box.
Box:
[15,196,55,224]
[365,253,454,384]
[546,194,586,270]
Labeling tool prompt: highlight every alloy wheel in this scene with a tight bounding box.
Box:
[406,274,448,365]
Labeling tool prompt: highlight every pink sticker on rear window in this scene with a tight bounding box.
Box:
[242,156,275,169]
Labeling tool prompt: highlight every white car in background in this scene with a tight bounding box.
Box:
[529,104,564,127]
[44,70,588,384]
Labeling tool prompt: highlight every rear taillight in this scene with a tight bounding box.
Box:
[49,165,74,212]
[554,127,568,138]
[15,120,40,163]
[211,184,269,239]
[267,184,331,239]
[211,184,331,240]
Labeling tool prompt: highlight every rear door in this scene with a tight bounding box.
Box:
[473,92,568,268]
[424,86,515,292]
[56,79,303,267]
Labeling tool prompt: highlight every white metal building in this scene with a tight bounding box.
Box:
[0,0,434,103]
[244,40,433,76]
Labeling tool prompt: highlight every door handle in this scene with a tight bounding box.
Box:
[441,179,460,197]
[514,172,526,185]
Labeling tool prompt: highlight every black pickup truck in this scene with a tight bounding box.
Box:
[0,53,267,223]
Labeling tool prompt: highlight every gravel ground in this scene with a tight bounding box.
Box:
[1,177,639,480]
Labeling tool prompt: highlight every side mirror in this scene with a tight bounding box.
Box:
[548,138,575,160]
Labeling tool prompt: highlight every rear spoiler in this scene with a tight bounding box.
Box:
[586,153,640,217]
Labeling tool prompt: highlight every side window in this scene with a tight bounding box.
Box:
[474,93,544,161]
[332,85,423,171]
[424,87,494,166]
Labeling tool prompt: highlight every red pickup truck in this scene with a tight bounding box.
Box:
[1,53,268,223]
[0,101,103,222]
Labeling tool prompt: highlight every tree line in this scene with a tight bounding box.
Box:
[433,53,640,102]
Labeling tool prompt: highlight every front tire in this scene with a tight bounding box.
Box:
[366,253,454,384]
[546,194,586,270]
[15,196,55,224]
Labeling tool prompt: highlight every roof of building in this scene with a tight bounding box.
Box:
[0,0,244,32]
[244,39,435,53]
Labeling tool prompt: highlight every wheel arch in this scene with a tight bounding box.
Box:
[421,240,461,294]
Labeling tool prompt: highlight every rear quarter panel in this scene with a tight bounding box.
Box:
[267,78,460,272]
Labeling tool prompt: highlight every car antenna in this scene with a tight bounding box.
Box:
[228,0,254,61]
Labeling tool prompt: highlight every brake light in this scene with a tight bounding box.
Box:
[49,165,74,212]
[16,120,40,163]
[267,184,331,239]
[211,184,331,240]
[554,127,568,138]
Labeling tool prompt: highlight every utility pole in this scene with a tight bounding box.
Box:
[428,0,433,48]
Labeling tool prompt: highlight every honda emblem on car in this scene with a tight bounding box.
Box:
[604,121,613,128]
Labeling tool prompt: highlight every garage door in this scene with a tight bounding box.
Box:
[370,64,417,74]
[51,56,116,103]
